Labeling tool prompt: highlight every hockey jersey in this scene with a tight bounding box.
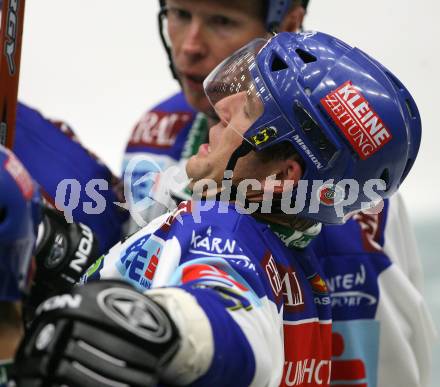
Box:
[83,201,333,387]
[123,91,437,387]
[313,195,437,387]
[13,103,128,254]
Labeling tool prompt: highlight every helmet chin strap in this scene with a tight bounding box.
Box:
[216,140,297,217]
[158,5,179,82]
[214,140,319,237]
[215,140,254,203]
[225,140,254,173]
[215,140,290,215]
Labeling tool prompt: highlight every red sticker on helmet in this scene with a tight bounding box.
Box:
[320,81,392,160]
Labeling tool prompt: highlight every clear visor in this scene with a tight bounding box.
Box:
[203,38,269,145]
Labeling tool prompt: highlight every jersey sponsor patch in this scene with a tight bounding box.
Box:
[324,257,389,319]
[320,81,392,160]
[190,227,240,255]
[116,234,165,290]
[182,263,248,291]
[263,253,305,312]
[282,322,332,386]
[308,273,328,295]
[128,111,193,148]
[331,320,379,387]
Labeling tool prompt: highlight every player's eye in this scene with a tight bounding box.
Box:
[167,7,192,23]
[210,15,237,28]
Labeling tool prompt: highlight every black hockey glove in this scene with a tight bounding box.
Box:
[13,280,180,387]
[25,205,100,319]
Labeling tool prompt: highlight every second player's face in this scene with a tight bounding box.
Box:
[165,0,267,114]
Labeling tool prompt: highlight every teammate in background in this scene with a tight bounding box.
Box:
[122,1,436,386]
[123,0,307,228]
[0,145,39,385]
[0,2,127,255]
[15,31,421,387]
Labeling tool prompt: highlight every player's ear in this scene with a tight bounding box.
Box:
[279,158,303,183]
[263,157,303,182]
[257,158,302,197]
[279,4,305,32]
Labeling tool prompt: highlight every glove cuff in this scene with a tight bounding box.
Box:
[148,287,214,385]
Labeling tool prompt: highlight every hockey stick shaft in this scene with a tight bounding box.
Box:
[0,0,26,149]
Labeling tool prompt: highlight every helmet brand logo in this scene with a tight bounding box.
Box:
[320,81,392,160]
[250,126,277,146]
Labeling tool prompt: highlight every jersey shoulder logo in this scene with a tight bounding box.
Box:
[128,110,194,148]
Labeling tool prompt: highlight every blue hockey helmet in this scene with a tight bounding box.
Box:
[204,31,421,224]
[0,145,40,301]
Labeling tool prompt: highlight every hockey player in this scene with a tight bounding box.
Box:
[15,31,421,387]
[123,1,436,386]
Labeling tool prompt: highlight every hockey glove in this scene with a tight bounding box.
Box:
[25,205,100,318]
[13,280,180,387]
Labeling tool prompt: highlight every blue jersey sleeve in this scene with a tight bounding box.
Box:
[13,103,128,254]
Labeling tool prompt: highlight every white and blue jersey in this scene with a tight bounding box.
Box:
[83,201,333,387]
[313,195,436,387]
[123,92,436,387]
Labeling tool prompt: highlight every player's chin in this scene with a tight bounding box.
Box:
[186,156,220,186]
[185,155,205,181]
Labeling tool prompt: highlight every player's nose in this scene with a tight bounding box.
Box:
[181,18,208,59]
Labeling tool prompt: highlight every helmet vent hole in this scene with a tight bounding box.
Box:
[271,54,288,72]
[295,48,316,64]
[379,169,390,191]
[293,103,337,165]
